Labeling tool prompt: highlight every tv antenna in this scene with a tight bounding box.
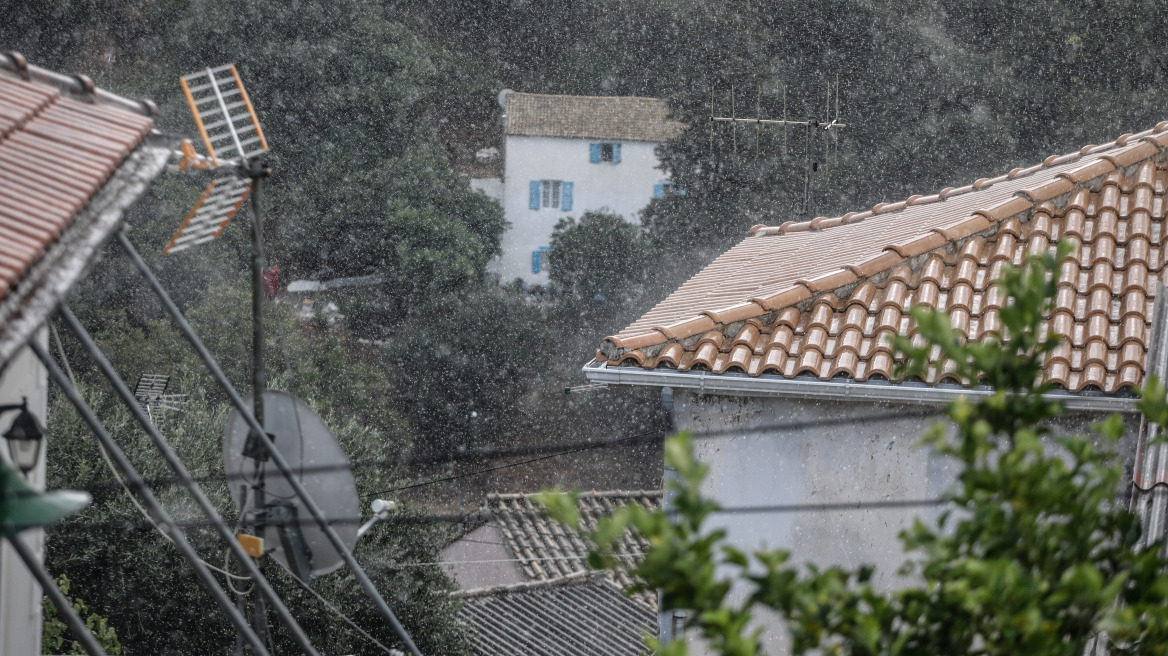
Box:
[160,63,422,656]
[132,374,187,422]
[164,62,285,651]
[709,76,846,218]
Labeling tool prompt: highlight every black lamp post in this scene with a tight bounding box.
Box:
[0,398,44,476]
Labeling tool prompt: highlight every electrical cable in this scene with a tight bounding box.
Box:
[363,409,941,499]
[49,330,253,584]
[378,553,647,569]
[365,427,667,498]
[271,557,398,656]
[63,409,942,496]
[51,497,953,534]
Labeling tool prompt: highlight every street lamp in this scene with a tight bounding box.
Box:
[0,398,44,476]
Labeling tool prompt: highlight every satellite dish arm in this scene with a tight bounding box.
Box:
[357,499,397,540]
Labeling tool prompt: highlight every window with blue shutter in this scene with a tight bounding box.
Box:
[654,180,681,199]
[561,182,573,211]
[591,143,621,164]
[529,180,540,209]
[532,246,552,273]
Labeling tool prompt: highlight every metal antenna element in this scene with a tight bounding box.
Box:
[731,84,737,156]
[707,80,850,217]
[564,383,610,394]
[133,373,186,420]
[163,176,252,254]
[179,64,268,168]
[119,228,424,656]
[30,340,273,656]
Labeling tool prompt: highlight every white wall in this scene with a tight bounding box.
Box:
[470,178,503,202]
[496,135,667,284]
[0,332,48,656]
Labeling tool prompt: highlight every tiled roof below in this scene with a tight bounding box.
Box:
[0,71,153,305]
[504,91,684,142]
[456,572,657,656]
[488,490,660,610]
[599,122,1168,395]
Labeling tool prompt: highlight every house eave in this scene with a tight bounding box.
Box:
[0,142,172,370]
[581,361,1140,414]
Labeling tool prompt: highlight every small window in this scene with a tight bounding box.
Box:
[589,143,622,164]
[532,246,552,273]
[541,180,562,208]
[531,180,573,210]
[653,180,685,199]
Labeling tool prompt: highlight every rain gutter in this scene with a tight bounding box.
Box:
[581,361,1140,414]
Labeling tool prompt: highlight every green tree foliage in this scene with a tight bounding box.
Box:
[42,285,468,656]
[548,210,647,305]
[541,244,1168,655]
[42,574,124,656]
[381,288,550,454]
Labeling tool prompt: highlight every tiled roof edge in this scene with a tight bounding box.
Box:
[748,121,1168,237]
[0,51,158,117]
[452,570,597,598]
[506,91,673,104]
[598,124,1168,362]
[486,489,663,502]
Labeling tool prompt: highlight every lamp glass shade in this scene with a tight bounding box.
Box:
[4,409,43,474]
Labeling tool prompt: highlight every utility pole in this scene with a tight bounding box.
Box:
[245,155,271,654]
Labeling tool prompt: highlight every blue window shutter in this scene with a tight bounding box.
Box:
[532,249,542,273]
[561,182,573,211]
[612,143,621,163]
[529,181,540,209]
[589,143,601,163]
[653,182,665,199]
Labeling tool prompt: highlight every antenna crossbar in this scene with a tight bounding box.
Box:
[163,176,252,254]
[179,64,268,168]
[711,116,847,129]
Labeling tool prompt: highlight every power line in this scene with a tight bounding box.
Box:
[365,409,940,498]
[50,497,954,534]
[65,409,943,497]
[271,558,398,656]
[363,428,668,498]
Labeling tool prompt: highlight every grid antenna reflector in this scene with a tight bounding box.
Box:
[163,176,252,254]
[134,374,170,402]
[180,64,269,167]
[133,374,187,419]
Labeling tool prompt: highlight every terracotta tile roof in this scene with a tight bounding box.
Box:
[504,91,684,142]
[598,121,1168,394]
[0,69,153,303]
[455,572,657,656]
[486,489,660,610]
[0,57,162,368]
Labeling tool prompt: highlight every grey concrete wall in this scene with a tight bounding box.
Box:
[672,389,1137,654]
[440,524,525,590]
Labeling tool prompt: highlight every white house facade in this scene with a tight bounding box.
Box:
[492,92,684,285]
[584,119,1168,653]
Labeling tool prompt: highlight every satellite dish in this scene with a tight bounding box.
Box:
[224,390,358,579]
